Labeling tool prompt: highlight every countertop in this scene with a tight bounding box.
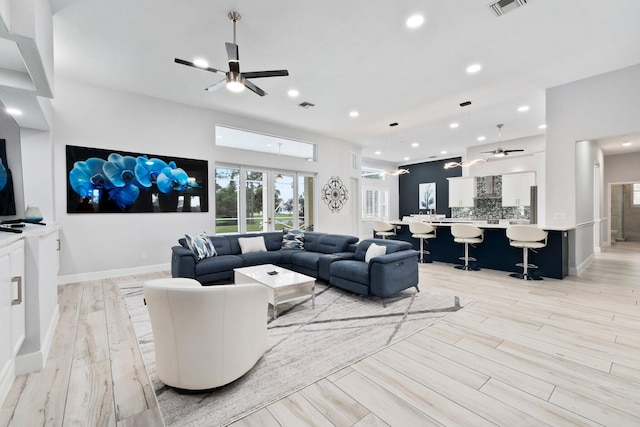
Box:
[391,219,573,232]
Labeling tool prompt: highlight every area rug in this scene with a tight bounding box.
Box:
[120,276,470,426]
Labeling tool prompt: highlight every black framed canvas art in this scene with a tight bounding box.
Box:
[0,139,17,216]
[66,145,208,213]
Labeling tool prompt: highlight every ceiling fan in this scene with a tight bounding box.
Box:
[174,11,289,96]
[481,124,524,157]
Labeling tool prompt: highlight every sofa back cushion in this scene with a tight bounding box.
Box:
[209,236,232,256]
[262,232,286,251]
[354,239,412,261]
[315,234,359,254]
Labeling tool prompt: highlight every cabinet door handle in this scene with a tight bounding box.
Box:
[11,276,22,305]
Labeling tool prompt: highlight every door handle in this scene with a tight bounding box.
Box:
[11,276,22,305]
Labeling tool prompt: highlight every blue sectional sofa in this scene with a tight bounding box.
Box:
[171,231,359,284]
[171,231,420,304]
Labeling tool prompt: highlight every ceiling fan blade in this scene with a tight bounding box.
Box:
[504,149,524,153]
[205,78,227,92]
[243,70,289,79]
[244,79,267,96]
[225,42,240,73]
[174,58,225,74]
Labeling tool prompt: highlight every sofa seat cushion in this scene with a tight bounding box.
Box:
[278,249,302,265]
[330,260,370,286]
[195,255,243,276]
[291,251,324,271]
[240,251,283,267]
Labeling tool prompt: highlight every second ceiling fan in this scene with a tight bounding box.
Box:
[481,124,524,157]
[174,12,289,96]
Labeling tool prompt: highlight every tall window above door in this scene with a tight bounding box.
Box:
[215,125,316,161]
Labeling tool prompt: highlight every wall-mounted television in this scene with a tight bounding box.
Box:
[0,139,17,216]
[66,145,208,214]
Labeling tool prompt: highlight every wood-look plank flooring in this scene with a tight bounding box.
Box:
[1,242,639,426]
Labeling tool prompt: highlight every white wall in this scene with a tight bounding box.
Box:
[546,64,640,272]
[52,79,360,280]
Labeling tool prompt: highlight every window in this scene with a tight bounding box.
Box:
[634,183,640,206]
[215,167,240,233]
[362,188,389,219]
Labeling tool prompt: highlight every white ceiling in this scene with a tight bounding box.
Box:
[48,0,640,163]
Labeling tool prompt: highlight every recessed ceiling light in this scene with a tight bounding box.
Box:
[538,124,547,129]
[622,142,632,146]
[403,157,410,161]
[518,105,530,112]
[193,58,208,68]
[466,64,482,74]
[5,108,22,116]
[411,142,419,148]
[375,151,381,155]
[477,136,486,141]
[288,89,299,97]
[449,122,459,129]
[406,14,424,29]
[349,111,359,118]
[441,150,447,155]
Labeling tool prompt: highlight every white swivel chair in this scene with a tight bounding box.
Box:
[409,221,436,263]
[506,225,548,280]
[450,224,484,271]
[373,220,396,239]
[143,278,269,391]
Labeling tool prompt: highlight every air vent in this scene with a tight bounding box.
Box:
[490,0,527,17]
[298,102,315,109]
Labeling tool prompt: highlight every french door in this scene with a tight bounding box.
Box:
[216,166,313,234]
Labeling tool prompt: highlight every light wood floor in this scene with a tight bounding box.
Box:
[1,242,639,426]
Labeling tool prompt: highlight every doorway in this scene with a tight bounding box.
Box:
[610,182,640,242]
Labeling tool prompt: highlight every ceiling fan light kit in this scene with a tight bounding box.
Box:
[174,11,289,96]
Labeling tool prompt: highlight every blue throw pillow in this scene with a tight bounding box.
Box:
[282,229,304,250]
[184,233,217,260]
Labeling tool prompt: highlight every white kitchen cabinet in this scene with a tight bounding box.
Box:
[0,239,25,406]
[502,172,535,206]
[448,177,476,207]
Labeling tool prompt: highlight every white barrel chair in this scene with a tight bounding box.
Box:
[143,278,269,391]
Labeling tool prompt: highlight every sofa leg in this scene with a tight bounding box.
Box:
[382,298,387,308]
[414,285,420,293]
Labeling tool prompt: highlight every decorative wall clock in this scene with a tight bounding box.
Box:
[321,176,348,213]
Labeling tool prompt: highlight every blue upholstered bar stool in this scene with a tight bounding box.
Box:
[506,225,548,280]
[409,221,436,263]
[450,224,484,271]
[373,221,396,239]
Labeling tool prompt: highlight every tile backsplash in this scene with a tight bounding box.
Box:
[451,175,531,220]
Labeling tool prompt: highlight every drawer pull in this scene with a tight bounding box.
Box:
[11,276,22,305]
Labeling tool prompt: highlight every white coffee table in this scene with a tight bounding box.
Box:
[233,264,316,319]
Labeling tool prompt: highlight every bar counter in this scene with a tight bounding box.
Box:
[383,220,571,279]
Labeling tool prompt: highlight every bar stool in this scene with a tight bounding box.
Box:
[373,221,396,239]
[450,224,484,271]
[506,225,548,280]
[409,222,436,263]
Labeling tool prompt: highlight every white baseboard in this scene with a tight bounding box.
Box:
[15,304,60,375]
[58,263,170,285]
[569,253,595,276]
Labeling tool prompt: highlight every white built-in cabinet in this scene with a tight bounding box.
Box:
[448,177,476,207]
[0,239,25,405]
[502,172,535,206]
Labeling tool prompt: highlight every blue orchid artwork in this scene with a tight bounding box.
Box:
[66,145,208,213]
[419,182,436,211]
